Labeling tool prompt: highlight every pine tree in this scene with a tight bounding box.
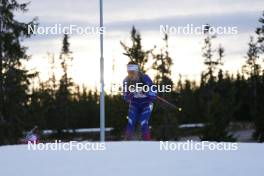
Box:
[54,34,74,134]
[151,33,177,140]
[242,37,261,77]
[200,26,235,141]
[120,26,152,73]
[243,35,264,141]
[252,11,264,142]
[256,11,264,53]
[202,24,223,82]
[152,33,173,86]
[0,0,37,144]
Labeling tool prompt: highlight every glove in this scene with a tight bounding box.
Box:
[146,91,157,102]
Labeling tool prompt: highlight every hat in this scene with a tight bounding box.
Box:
[127,64,139,72]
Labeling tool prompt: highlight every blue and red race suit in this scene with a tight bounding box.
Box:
[123,73,157,140]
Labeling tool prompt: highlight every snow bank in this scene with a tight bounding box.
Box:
[0,142,263,176]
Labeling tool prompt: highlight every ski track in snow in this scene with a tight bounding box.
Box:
[0,142,263,176]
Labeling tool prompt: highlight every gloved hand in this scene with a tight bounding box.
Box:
[146,91,157,102]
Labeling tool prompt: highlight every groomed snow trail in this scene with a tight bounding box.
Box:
[0,142,263,176]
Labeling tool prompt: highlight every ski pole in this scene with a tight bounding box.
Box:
[157,96,182,111]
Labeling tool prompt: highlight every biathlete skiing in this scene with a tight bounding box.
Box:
[123,61,157,140]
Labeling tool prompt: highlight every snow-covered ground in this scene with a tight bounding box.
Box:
[0,142,263,176]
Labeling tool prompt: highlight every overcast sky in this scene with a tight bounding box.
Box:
[17,0,264,88]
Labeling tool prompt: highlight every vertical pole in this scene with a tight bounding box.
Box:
[0,16,4,123]
[99,0,105,141]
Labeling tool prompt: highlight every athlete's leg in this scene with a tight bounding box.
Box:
[139,103,153,140]
[126,103,139,140]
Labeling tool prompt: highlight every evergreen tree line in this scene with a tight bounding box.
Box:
[0,0,263,144]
